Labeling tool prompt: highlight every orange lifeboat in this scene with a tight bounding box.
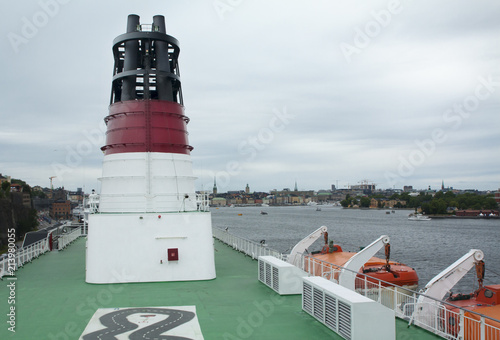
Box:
[418,251,500,339]
[441,285,500,339]
[441,260,500,339]
[305,243,419,290]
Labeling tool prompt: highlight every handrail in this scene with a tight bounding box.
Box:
[196,193,210,212]
[85,193,210,214]
[298,252,500,323]
[0,236,49,279]
[212,227,285,260]
[214,227,500,340]
[0,224,87,279]
[58,227,84,250]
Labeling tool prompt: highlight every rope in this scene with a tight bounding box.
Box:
[486,267,500,277]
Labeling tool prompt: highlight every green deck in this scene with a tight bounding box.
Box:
[0,238,441,339]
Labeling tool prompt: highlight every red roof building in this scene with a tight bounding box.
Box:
[10,183,22,192]
[456,209,499,217]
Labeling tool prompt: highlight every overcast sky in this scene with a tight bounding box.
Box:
[1,0,499,193]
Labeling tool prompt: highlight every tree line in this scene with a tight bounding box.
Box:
[341,191,498,215]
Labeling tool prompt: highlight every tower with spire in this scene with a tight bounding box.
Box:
[213,177,217,195]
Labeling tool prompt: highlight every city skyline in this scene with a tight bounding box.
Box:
[1,1,499,193]
[17,176,500,195]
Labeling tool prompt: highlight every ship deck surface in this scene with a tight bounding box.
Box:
[1,238,441,339]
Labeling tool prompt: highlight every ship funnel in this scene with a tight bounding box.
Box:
[86,15,216,284]
[102,15,190,156]
[110,15,182,104]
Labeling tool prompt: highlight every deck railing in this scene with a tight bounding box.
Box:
[84,193,210,213]
[0,237,49,279]
[196,193,210,212]
[0,224,87,279]
[212,227,285,260]
[57,226,85,250]
[297,253,500,339]
[213,227,500,340]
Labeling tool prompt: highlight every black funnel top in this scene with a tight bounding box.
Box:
[110,15,183,105]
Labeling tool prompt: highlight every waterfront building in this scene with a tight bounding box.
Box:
[50,199,71,219]
[211,197,226,207]
[370,198,407,208]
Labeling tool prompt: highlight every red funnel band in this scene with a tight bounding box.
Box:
[101,100,192,155]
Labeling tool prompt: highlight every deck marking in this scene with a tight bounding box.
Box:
[79,306,203,340]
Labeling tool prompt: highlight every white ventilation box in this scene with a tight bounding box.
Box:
[258,256,308,295]
[302,276,395,340]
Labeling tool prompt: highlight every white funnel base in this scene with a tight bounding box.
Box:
[85,211,215,283]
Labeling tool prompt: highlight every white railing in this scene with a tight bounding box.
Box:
[296,252,500,340]
[0,224,87,279]
[87,194,100,214]
[212,227,285,260]
[197,193,210,212]
[0,237,49,279]
[57,227,84,250]
[85,193,210,214]
[408,299,500,340]
[214,228,500,340]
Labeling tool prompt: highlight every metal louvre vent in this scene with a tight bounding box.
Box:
[258,260,264,282]
[313,288,324,321]
[338,301,352,340]
[265,263,271,286]
[302,277,394,340]
[324,294,337,331]
[303,283,313,314]
[258,256,305,295]
[272,266,279,291]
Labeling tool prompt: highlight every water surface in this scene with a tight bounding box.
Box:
[212,205,500,291]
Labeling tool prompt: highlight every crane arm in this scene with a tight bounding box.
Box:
[287,226,328,266]
[420,249,484,301]
[338,235,390,290]
[412,249,485,329]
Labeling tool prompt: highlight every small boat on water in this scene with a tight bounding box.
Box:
[260,211,268,215]
[408,213,431,221]
[287,227,419,290]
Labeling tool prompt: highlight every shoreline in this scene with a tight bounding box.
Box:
[427,215,499,219]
